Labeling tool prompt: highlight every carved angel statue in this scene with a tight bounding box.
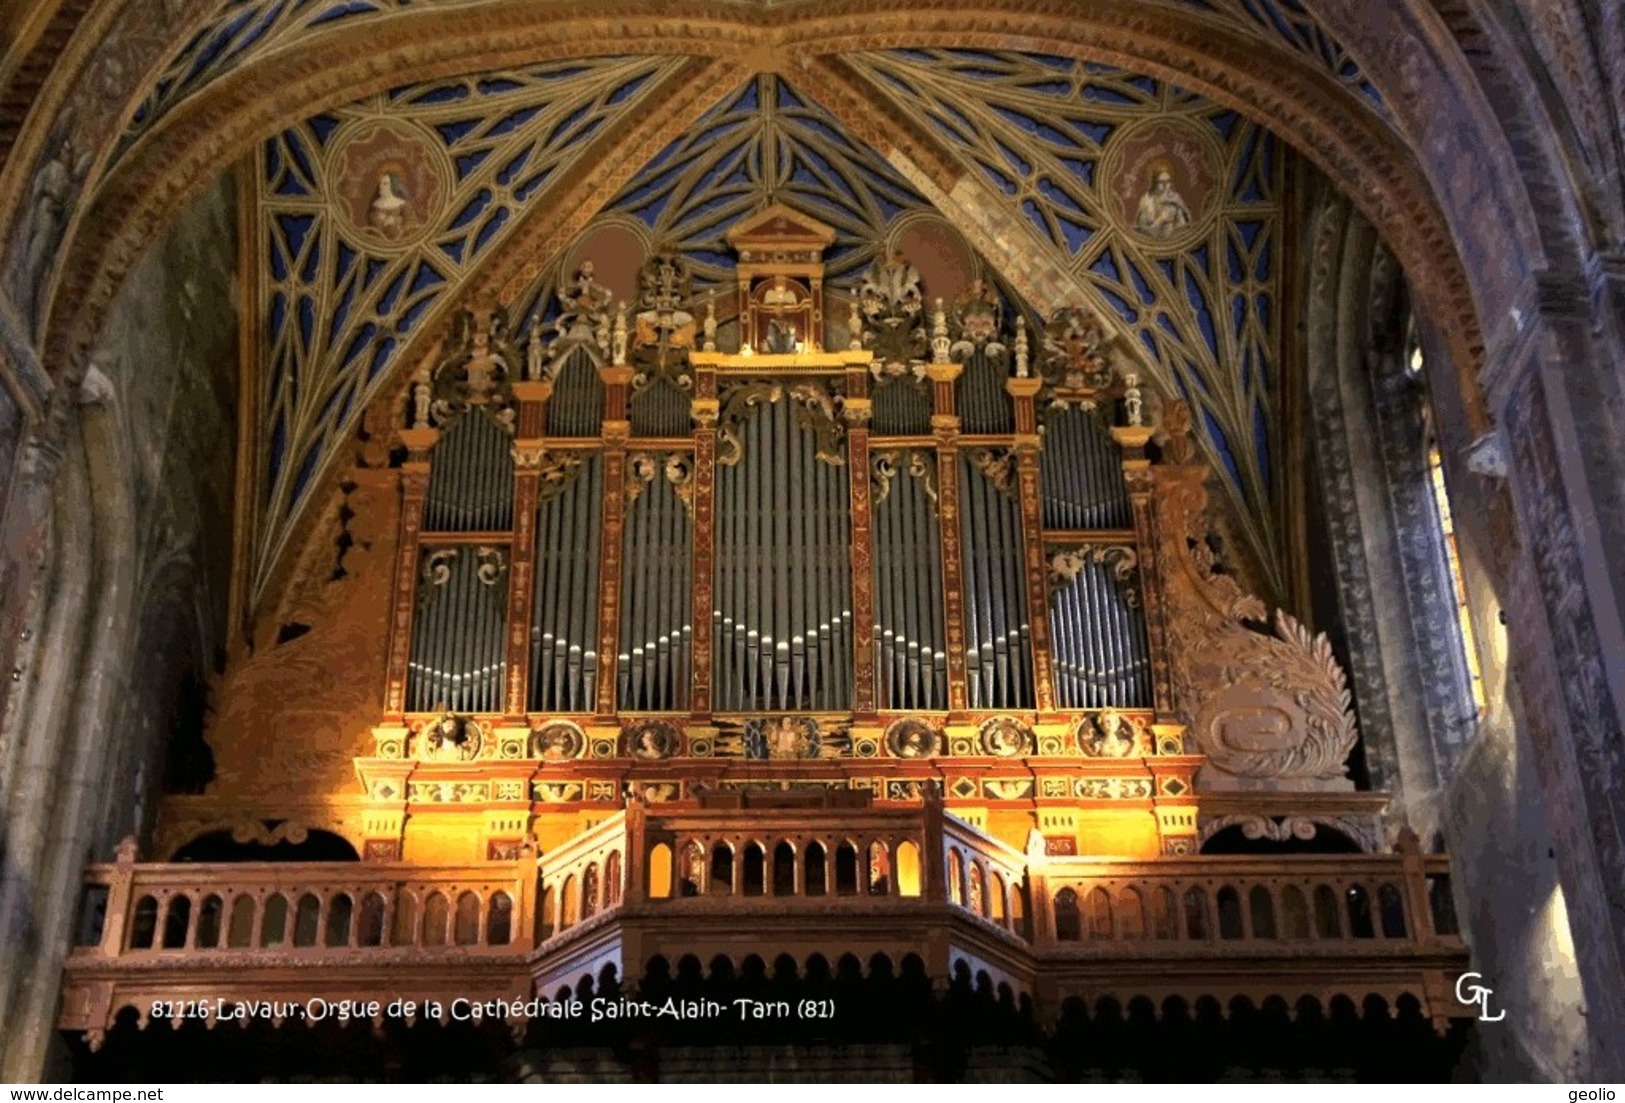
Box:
[555,259,614,345]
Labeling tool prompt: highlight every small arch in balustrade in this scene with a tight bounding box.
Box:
[1116,886,1145,939]
[1428,875,1459,935]
[1053,887,1081,941]
[1345,883,1376,938]
[868,840,891,895]
[536,886,555,941]
[740,954,768,985]
[1280,884,1311,938]
[896,839,922,898]
[423,891,450,946]
[261,893,289,947]
[1150,885,1178,940]
[160,895,192,949]
[773,953,798,982]
[293,893,321,947]
[1183,886,1210,940]
[710,842,735,894]
[1126,996,1158,1026]
[706,955,734,983]
[900,953,928,987]
[574,972,595,1003]
[805,841,828,896]
[1087,886,1113,939]
[835,841,860,895]
[598,963,620,996]
[772,841,796,896]
[1249,885,1277,939]
[487,891,513,945]
[1216,885,1245,940]
[968,862,986,916]
[604,851,624,908]
[996,981,1015,1011]
[581,863,601,918]
[946,848,964,906]
[227,894,255,948]
[194,894,223,949]
[868,953,895,981]
[741,842,766,896]
[324,892,354,948]
[1312,884,1341,938]
[1378,882,1407,938]
[120,894,164,953]
[75,884,110,949]
[559,876,578,930]
[989,871,1008,924]
[1010,879,1028,939]
[648,842,673,899]
[805,953,832,983]
[358,892,387,947]
[836,953,864,983]
[680,840,705,897]
[951,959,973,992]
[1160,995,1192,1024]
[393,890,419,946]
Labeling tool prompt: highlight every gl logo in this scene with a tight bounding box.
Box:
[1455,972,1506,1022]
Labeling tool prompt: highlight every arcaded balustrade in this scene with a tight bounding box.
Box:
[536,813,628,941]
[1034,838,1459,951]
[941,817,1031,940]
[73,841,537,959]
[646,831,927,900]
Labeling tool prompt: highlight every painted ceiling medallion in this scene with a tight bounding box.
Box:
[1104,118,1222,249]
[327,119,451,252]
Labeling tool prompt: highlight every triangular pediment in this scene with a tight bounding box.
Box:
[725,202,837,252]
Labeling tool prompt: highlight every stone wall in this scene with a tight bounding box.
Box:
[0,172,238,1080]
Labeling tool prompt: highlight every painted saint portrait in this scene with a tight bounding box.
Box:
[329,120,448,250]
[1134,160,1193,240]
[1108,120,1219,248]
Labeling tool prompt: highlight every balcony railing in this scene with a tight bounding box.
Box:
[62,802,1470,1042]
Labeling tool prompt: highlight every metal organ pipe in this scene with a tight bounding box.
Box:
[529,457,602,713]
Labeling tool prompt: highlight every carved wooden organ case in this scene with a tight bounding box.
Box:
[361,206,1364,862]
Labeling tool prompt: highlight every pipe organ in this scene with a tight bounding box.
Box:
[362,203,1368,866]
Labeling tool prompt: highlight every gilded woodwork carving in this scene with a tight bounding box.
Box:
[1151,427,1359,790]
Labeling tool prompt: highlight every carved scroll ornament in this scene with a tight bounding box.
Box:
[1153,438,1358,791]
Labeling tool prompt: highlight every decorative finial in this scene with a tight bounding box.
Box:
[848,298,863,351]
[1014,316,1029,378]
[1124,371,1142,426]
[931,297,950,364]
[411,367,432,428]
[612,302,629,366]
[703,295,717,352]
[525,312,543,381]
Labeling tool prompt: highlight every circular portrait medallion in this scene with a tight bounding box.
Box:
[529,721,585,763]
[327,118,451,252]
[1102,118,1222,250]
[978,716,1034,758]
[623,719,681,761]
[884,717,941,759]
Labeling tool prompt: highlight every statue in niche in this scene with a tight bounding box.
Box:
[368,168,411,239]
[16,114,91,330]
[1135,161,1193,240]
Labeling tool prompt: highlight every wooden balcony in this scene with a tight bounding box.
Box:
[59,799,1472,1048]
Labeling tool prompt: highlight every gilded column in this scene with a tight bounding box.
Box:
[594,364,635,718]
[1008,376,1055,713]
[505,380,553,717]
[926,361,968,713]
[845,368,876,716]
[1114,425,1170,715]
[690,368,718,718]
[384,427,437,718]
